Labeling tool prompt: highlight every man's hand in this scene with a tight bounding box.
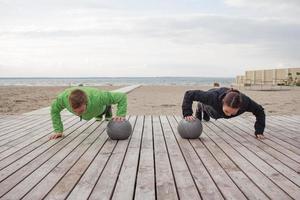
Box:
[184,116,195,121]
[50,132,63,140]
[256,134,265,140]
[113,116,125,122]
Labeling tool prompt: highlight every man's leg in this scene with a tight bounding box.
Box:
[202,105,211,121]
[95,105,112,121]
[95,112,104,121]
[105,105,112,121]
[195,102,202,121]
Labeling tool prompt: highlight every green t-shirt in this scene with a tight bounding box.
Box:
[51,87,127,132]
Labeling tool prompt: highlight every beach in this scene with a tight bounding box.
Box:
[0,85,299,116]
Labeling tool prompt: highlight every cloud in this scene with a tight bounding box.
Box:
[224,0,300,19]
[0,1,299,77]
[2,14,299,48]
[224,0,300,8]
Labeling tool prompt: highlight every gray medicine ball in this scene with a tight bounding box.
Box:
[177,118,203,139]
[106,120,132,140]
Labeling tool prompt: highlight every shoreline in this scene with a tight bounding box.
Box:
[0,77,235,87]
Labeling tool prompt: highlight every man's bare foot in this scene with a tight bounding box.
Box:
[50,132,63,140]
[256,134,265,140]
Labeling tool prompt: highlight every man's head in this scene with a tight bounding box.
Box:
[69,89,87,116]
[222,89,242,116]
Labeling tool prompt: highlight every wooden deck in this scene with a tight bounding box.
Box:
[0,114,299,199]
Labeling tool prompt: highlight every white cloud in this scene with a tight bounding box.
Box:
[2,14,299,44]
[224,0,300,8]
[224,0,300,20]
[0,1,299,77]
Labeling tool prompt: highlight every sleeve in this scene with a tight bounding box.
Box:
[50,95,66,133]
[182,90,214,117]
[107,92,127,117]
[245,96,266,135]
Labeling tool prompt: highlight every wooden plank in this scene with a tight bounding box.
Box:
[65,134,117,200]
[238,116,300,151]
[152,116,178,200]
[0,115,37,129]
[0,115,74,155]
[22,120,109,200]
[0,114,299,199]
[279,115,300,123]
[134,115,155,200]
[22,106,73,116]
[184,122,247,199]
[263,117,300,140]
[63,116,130,200]
[203,120,271,198]
[0,115,43,136]
[1,120,100,199]
[0,115,18,122]
[0,119,90,197]
[0,115,50,144]
[266,117,300,143]
[206,121,299,199]
[271,116,298,130]
[197,122,268,199]
[231,118,300,163]
[227,118,300,173]
[112,84,141,93]
[274,115,299,123]
[23,107,53,116]
[275,116,300,133]
[0,116,78,169]
[112,116,144,200]
[88,116,137,200]
[0,113,44,124]
[262,115,300,138]
[160,116,201,199]
[236,117,300,155]
[217,119,300,187]
[0,117,51,147]
[0,116,50,134]
[42,122,110,199]
[170,116,224,199]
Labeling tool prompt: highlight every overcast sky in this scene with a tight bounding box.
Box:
[0,0,299,77]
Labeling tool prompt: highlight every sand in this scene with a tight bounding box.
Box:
[0,85,299,116]
[0,86,120,114]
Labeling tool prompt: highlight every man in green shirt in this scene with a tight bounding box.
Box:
[50,87,127,139]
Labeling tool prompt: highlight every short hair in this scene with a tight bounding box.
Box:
[69,89,87,109]
[223,88,242,108]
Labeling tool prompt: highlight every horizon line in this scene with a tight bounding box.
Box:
[0,76,235,79]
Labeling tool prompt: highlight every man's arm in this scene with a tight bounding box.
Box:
[50,95,66,134]
[107,91,127,117]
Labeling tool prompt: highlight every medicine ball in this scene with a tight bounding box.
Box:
[106,120,132,140]
[177,118,203,139]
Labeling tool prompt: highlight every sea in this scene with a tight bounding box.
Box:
[0,77,235,86]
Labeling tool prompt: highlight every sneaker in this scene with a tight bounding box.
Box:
[95,114,103,121]
[105,105,112,121]
[195,103,202,121]
[105,117,112,121]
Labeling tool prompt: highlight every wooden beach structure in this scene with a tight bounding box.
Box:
[235,67,300,90]
[0,85,299,199]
